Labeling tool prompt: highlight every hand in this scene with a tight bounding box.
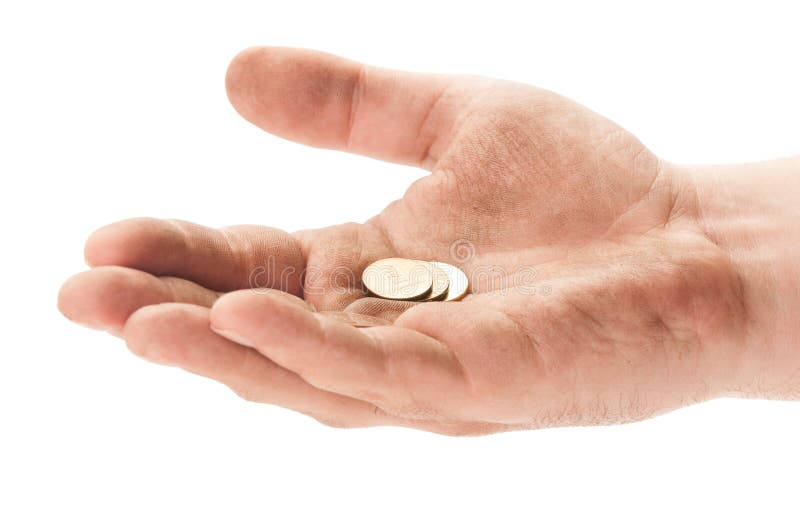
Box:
[58,47,798,435]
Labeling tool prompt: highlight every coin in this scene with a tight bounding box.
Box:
[430,261,469,301]
[319,311,392,328]
[361,258,433,300]
[421,262,450,301]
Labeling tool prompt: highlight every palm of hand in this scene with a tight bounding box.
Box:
[59,48,746,434]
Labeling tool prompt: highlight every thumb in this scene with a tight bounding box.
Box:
[225,46,481,169]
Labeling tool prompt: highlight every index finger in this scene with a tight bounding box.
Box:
[85,218,306,294]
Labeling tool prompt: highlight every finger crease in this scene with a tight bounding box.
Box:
[345,64,368,152]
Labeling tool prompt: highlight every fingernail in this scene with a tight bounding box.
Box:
[210,325,256,348]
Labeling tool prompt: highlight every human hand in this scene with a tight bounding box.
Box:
[58,47,799,434]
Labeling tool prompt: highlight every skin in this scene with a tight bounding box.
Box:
[58,47,800,435]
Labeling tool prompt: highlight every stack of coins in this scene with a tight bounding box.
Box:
[361,258,469,302]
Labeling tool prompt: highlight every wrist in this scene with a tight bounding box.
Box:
[682,157,800,398]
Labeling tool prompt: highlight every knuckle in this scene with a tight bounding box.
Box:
[314,416,357,429]
[230,386,263,404]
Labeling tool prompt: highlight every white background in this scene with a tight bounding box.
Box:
[1,1,798,530]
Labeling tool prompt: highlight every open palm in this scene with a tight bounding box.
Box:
[59,47,747,435]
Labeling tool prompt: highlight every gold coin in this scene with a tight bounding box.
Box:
[430,261,469,301]
[421,262,450,301]
[361,258,433,300]
[319,311,392,328]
